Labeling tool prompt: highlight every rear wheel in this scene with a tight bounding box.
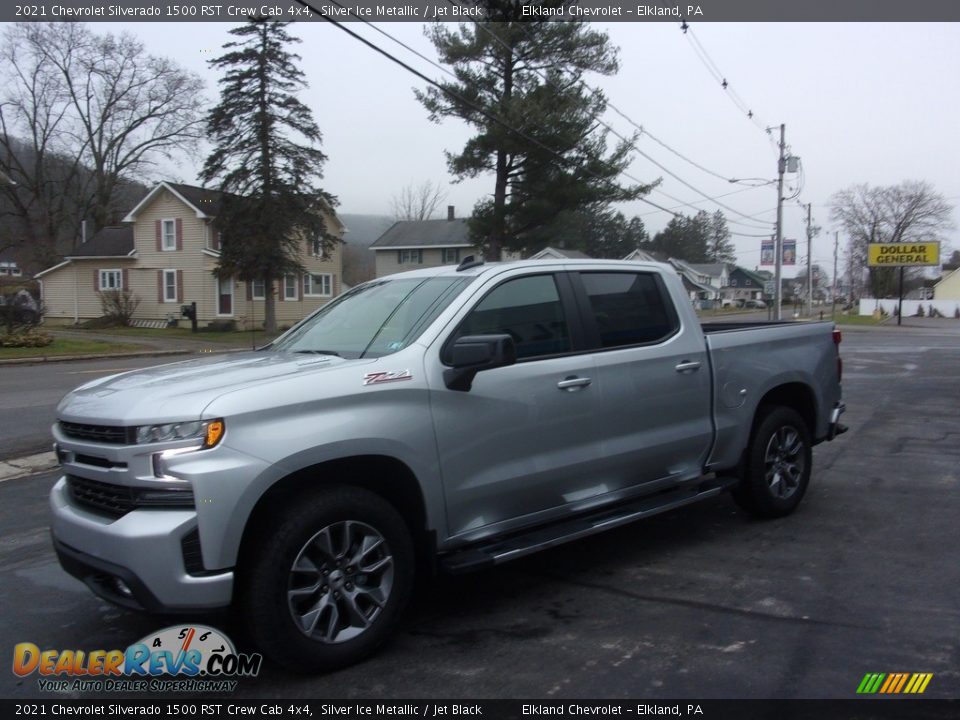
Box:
[733,405,812,518]
[240,486,414,672]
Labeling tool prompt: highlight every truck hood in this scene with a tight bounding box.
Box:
[57,351,373,425]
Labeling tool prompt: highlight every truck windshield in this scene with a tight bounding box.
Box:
[271,276,470,359]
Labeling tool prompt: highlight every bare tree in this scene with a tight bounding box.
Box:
[0,23,205,264]
[391,180,448,221]
[830,181,954,298]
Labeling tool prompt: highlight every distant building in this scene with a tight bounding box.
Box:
[370,206,473,278]
[933,264,960,301]
[527,247,592,260]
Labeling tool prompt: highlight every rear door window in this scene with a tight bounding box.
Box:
[579,272,678,348]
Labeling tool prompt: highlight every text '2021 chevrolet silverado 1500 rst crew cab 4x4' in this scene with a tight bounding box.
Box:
[50,259,846,671]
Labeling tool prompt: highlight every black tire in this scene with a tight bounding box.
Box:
[239,485,415,673]
[733,405,812,518]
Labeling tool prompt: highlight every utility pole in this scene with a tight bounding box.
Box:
[832,231,839,321]
[806,203,813,317]
[773,124,786,321]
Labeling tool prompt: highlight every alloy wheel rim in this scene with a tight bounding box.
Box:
[287,520,394,644]
[764,426,805,499]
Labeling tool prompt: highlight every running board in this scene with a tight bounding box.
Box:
[440,477,738,574]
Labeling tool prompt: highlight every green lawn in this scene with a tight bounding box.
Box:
[0,338,146,360]
[86,326,281,345]
[832,313,887,326]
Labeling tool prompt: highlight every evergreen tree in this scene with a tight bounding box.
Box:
[646,211,710,263]
[417,5,650,259]
[707,210,736,263]
[201,18,337,332]
[544,208,647,258]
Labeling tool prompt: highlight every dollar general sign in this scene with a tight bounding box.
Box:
[867,242,940,267]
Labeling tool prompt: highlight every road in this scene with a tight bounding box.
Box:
[0,355,220,461]
[1,325,958,700]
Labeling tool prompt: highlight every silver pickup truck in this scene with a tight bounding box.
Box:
[50,259,845,671]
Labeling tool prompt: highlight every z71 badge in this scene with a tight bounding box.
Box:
[363,370,413,386]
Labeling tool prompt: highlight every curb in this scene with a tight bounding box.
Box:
[0,452,59,482]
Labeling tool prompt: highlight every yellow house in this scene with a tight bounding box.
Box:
[36,182,344,328]
[933,266,960,301]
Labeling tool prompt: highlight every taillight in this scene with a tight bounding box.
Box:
[833,325,842,381]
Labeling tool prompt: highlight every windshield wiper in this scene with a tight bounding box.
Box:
[293,350,341,357]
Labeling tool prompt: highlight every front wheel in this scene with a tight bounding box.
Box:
[240,486,414,673]
[733,405,812,518]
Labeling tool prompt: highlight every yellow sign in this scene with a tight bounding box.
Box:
[867,242,940,267]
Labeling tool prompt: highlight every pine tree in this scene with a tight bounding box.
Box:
[201,18,337,332]
[707,211,736,263]
[647,211,710,263]
[416,5,650,259]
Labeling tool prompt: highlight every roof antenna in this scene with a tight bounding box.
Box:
[456,255,484,272]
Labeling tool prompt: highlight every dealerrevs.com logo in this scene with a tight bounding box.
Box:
[13,625,261,693]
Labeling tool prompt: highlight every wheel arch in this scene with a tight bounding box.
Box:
[751,382,817,441]
[237,454,434,588]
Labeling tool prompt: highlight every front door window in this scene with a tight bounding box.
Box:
[218,277,233,315]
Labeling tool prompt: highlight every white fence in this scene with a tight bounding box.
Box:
[859,298,960,318]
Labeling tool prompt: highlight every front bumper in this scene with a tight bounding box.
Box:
[50,477,233,612]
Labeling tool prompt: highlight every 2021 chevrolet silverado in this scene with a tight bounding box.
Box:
[50,259,845,671]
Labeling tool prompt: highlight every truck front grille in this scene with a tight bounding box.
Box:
[67,476,194,519]
[60,421,133,445]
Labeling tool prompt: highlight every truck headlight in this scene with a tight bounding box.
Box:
[136,419,224,448]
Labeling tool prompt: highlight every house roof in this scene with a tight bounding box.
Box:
[623,248,670,263]
[529,246,592,260]
[123,181,222,221]
[370,218,471,249]
[731,265,769,286]
[67,226,135,258]
[166,182,226,217]
[687,263,728,277]
[122,181,345,233]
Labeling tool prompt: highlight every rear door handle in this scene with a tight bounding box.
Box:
[557,376,592,391]
[675,360,702,373]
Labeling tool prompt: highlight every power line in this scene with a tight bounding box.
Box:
[290,3,684,218]
[450,9,775,227]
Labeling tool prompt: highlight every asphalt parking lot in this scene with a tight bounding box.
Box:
[1,324,958,701]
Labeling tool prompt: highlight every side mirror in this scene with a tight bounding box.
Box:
[443,334,516,391]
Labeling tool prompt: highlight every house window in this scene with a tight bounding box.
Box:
[442,248,460,264]
[304,273,332,297]
[163,270,178,302]
[0,262,21,276]
[310,237,328,259]
[99,269,122,290]
[730,279,738,287]
[251,279,265,300]
[398,250,422,264]
[283,275,298,300]
[161,219,177,251]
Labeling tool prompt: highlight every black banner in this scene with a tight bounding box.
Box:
[2,699,959,720]
[5,0,960,23]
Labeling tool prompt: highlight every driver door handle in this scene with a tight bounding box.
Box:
[675,360,702,373]
[557,376,592,391]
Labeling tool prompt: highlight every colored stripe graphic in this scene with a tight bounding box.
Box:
[857,672,932,694]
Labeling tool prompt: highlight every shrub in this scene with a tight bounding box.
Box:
[98,290,141,326]
[203,319,236,332]
[1,328,53,348]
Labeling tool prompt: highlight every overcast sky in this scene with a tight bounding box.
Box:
[124,20,959,277]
